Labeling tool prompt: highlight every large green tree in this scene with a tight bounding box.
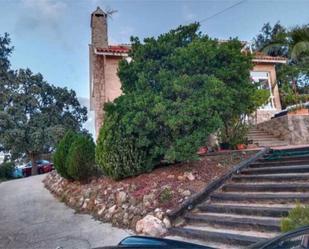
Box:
[0,34,87,175]
[96,23,266,179]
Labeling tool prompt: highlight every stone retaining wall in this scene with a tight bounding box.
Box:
[257,115,309,145]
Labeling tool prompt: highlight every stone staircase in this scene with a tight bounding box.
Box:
[170,147,309,248]
[247,127,288,147]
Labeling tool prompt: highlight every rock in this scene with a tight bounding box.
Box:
[122,203,129,210]
[129,196,137,206]
[94,197,104,206]
[136,215,167,236]
[181,190,191,197]
[108,205,117,215]
[167,174,175,179]
[82,198,90,209]
[154,208,164,220]
[116,191,127,205]
[98,205,106,216]
[177,175,185,181]
[143,193,155,205]
[123,212,129,220]
[177,188,184,193]
[143,201,151,208]
[83,188,92,198]
[163,217,171,228]
[69,197,76,205]
[184,172,195,181]
[78,197,84,207]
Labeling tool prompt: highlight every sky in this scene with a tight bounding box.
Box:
[0,0,309,135]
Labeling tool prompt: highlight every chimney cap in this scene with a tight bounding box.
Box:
[92,6,107,16]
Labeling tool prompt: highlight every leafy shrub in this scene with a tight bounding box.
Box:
[281,203,309,232]
[96,113,152,180]
[96,24,264,180]
[0,161,14,179]
[53,130,77,179]
[159,187,173,203]
[67,134,96,181]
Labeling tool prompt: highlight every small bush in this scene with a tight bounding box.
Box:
[281,203,309,232]
[67,134,96,181]
[53,130,77,179]
[159,187,173,203]
[96,114,153,180]
[0,161,14,179]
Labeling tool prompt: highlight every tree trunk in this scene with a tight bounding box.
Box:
[30,152,38,176]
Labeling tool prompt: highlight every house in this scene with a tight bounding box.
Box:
[89,7,287,138]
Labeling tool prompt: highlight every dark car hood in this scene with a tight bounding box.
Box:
[93,236,214,249]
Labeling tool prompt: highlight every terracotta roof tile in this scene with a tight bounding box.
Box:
[253,52,287,62]
[96,45,130,54]
[96,46,286,63]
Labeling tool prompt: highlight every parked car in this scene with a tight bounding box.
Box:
[248,225,309,249]
[12,165,23,178]
[22,160,54,177]
[94,226,309,249]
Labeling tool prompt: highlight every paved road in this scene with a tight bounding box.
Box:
[0,175,131,249]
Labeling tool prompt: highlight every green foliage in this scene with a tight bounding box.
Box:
[159,187,173,203]
[0,161,14,179]
[280,82,309,108]
[96,113,151,180]
[96,23,264,179]
[0,33,87,174]
[252,22,288,56]
[220,121,249,149]
[53,131,77,179]
[281,203,309,232]
[67,134,96,181]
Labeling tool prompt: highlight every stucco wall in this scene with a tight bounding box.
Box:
[91,53,123,138]
[257,115,309,145]
[104,56,123,102]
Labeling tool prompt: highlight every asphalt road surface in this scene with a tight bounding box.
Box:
[0,175,131,249]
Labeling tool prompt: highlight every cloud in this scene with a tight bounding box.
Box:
[15,0,69,48]
[22,0,67,20]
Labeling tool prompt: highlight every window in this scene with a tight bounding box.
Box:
[250,71,275,110]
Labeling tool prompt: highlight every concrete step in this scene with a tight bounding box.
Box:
[197,203,290,217]
[249,160,309,168]
[232,173,309,183]
[210,192,309,204]
[222,183,309,192]
[247,134,271,137]
[258,142,289,147]
[241,165,309,175]
[248,136,285,140]
[185,213,281,232]
[259,155,309,162]
[170,226,272,246]
[271,146,309,153]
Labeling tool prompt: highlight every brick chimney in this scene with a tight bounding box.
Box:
[91,7,108,48]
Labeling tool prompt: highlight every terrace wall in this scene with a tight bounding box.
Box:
[257,115,309,145]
